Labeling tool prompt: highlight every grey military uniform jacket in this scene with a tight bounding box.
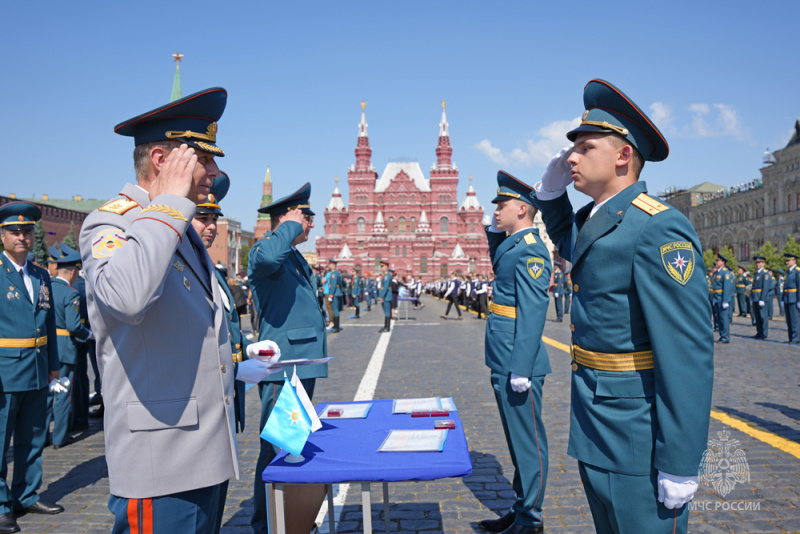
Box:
[79,183,238,499]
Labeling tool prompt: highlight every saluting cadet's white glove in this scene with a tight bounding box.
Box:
[488,213,502,233]
[722,302,729,309]
[246,339,282,362]
[759,300,765,307]
[534,146,573,201]
[509,373,531,393]
[49,377,70,394]
[657,471,699,509]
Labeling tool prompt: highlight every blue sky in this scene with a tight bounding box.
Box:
[4,1,798,251]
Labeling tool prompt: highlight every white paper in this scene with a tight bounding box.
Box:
[378,429,448,452]
[392,397,443,414]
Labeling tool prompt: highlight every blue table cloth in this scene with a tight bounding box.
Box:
[262,399,472,484]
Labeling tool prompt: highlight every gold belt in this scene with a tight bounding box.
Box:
[489,302,517,318]
[786,289,797,293]
[0,336,48,348]
[572,344,654,371]
[233,351,243,363]
[56,329,70,336]
[752,289,762,292]
[711,289,723,293]
[736,284,746,288]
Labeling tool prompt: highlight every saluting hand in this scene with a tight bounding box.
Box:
[282,208,306,226]
[149,144,198,201]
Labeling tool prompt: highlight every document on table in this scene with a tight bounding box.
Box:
[378,429,448,452]
[440,397,457,411]
[319,403,373,419]
[392,397,443,414]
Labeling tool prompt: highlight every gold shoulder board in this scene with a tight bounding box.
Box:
[99,197,139,215]
[631,193,669,216]
[524,233,537,245]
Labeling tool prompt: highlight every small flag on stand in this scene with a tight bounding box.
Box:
[292,366,322,432]
[261,373,312,456]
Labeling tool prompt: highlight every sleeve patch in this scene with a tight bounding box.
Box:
[632,193,669,216]
[73,299,81,312]
[659,241,695,286]
[99,197,139,215]
[92,230,127,259]
[527,257,545,279]
[138,204,187,222]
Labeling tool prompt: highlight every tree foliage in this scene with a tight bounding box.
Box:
[240,243,251,272]
[62,221,79,251]
[752,241,782,273]
[33,221,50,266]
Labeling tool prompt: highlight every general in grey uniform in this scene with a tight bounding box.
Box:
[80,88,242,533]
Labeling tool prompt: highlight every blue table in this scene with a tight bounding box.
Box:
[262,399,472,533]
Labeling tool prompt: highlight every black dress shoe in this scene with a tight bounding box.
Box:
[478,511,515,532]
[498,522,543,534]
[23,500,64,515]
[89,406,104,418]
[0,513,19,533]
[89,393,103,406]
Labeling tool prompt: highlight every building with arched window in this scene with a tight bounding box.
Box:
[315,101,492,280]
[659,117,800,263]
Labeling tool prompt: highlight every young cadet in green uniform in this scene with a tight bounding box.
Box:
[248,183,328,534]
[735,266,748,316]
[477,172,551,534]
[751,255,772,339]
[783,253,799,343]
[552,260,564,322]
[48,250,92,449]
[710,253,734,343]
[534,80,714,534]
[0,202,64,533]
[379,260,393,332]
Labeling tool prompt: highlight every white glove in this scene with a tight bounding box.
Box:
[534,146,573,201]
[759,300,765,307]
[328,295,333,302]
[49,377,69,394]
[236,358,279,384]
[509,373,531,393]
[657,471,699,509]
[246,339,282,362]
[488,213,502,233]
[554,293,560,299]
[722,302,729,309]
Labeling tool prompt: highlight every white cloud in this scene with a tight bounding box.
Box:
[649,102,674,132]
[688,103,748,140]
[474,117,580,168]
[474,139,508,166]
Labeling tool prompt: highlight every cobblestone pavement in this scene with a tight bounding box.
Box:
[9,297,800,533]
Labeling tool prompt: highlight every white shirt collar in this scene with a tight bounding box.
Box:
[589,192,620,219]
